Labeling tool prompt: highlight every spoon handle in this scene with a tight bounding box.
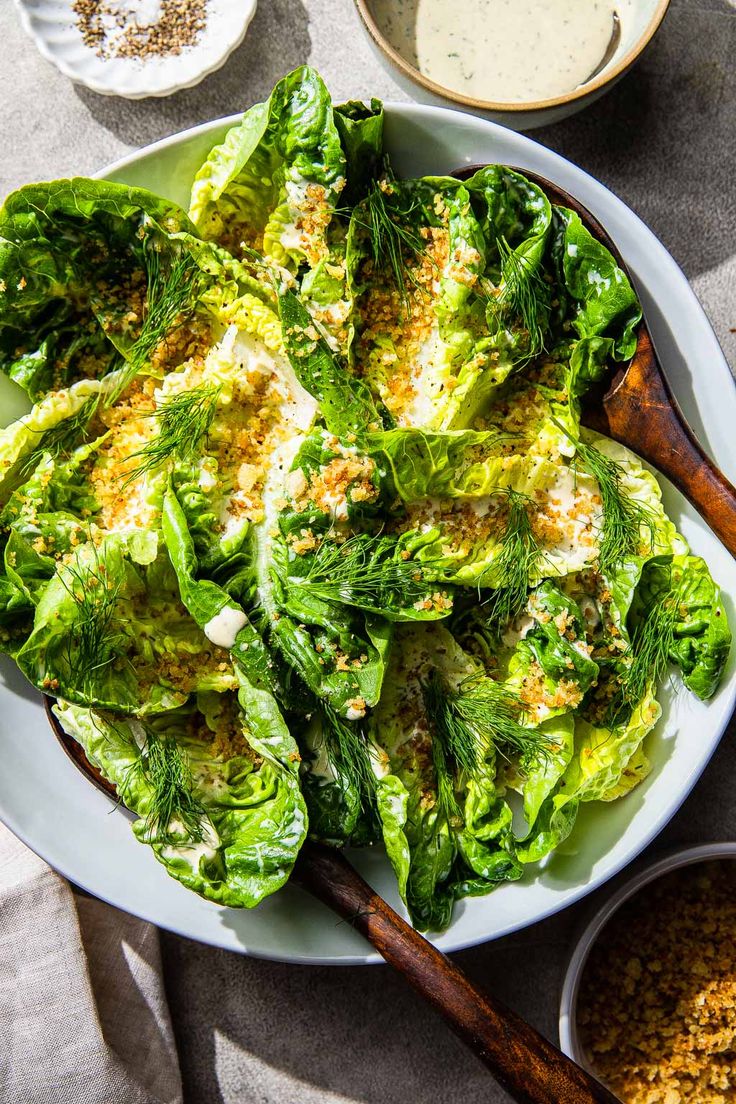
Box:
[295,843,620,1104]
[597,327,736,559]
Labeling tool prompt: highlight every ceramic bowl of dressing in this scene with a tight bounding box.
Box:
[354,0,670,129]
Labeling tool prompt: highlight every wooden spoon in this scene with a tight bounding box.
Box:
[46,700,618,1103]
[453,164,736,557]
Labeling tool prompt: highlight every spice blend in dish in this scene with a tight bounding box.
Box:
[73,0,208,60]
[0,68,730,929]
[577,861,736,1104]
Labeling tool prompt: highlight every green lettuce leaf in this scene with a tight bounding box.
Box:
[16,533,236,713]
[669,554,730,699]
[334,99,384,207]
[54,692,307,908]
[0,179,196,400]
[189,67,345,273]
[368,623,521,930]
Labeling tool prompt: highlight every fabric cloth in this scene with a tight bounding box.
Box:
[0,823,181,1104]
[1,1,735,1103]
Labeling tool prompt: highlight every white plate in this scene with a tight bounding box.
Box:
[13,0,257,99]
[0,105,734,964]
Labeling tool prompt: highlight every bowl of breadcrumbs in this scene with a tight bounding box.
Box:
[560,843,736,1104]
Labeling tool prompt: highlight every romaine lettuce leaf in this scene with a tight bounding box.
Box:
[368,624,521,930]
[333,99,384,207]
[516,691,660,863]
[189,67,346,274]
[16,533,236,713]
[54,692,307,908]
[669,554,730,699]
[0,179,196,400]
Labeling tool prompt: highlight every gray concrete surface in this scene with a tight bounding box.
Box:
[2,1,735,1101]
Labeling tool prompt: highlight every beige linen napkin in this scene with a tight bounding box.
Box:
[0,822,182,1104]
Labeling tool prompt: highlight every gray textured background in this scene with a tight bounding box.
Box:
[2,1,735,1101]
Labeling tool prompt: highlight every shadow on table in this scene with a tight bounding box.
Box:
[533,0,736,281]
[74,0,310,151]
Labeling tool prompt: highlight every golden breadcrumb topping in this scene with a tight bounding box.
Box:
[578,860,736,1104]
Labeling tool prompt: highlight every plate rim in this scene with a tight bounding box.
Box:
[0,101,733,964]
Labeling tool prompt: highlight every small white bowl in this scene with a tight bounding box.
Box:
[13,0,257,99]
[354,0,670,130]
[559,842,736,1079]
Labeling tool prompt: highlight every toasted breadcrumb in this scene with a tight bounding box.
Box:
[577,860,736,1104]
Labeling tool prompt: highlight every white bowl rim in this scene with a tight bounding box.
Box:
[559,841,736,1068]
[11,0,258,99]
[353,0,671,113]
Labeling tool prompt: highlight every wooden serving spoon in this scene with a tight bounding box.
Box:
[453,164,736,558]
[45,169,731,1104]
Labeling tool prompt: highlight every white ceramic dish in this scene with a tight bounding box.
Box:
[13,0,257,99]
[559,842,736,1077]
[0,104,734,964]
[354,0,670,129]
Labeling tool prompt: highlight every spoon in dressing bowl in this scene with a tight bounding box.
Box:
[583,13,621,84]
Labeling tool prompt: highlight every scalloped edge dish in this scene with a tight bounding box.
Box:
[13,0,257,99]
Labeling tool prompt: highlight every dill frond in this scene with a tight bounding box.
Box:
[574,440,656,574]
[483,489,543,631]
[291,533,443,614]
[483,235,549,361]
[429,720,463,825]
[20,397,99,477]
[422,669,544,774]
[358,182,428,312]
[59,550,125,693]
[605,588,677,728]
[140,729,207,845]
[107,251,200,406]
[125,383,220,481]
[320,704,375,810]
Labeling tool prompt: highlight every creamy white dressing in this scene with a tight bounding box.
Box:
[502,612,535,649]
[372,0,632,103]
[204,606,248,649]
[162,818,220,870]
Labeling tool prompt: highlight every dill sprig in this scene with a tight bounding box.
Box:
[573,439,655,575]
[358,182,428,311]
[125,383,220,481]
[483,490,543,631]
[107,251,200,406]
[429,720,463,825]
[20,396,99,476]
[59,551,125,692]
[291,533,443,614]
[422,669,545,773]
[140,729,207,845]
[483,236,549,361]
[321,704,376,810]
[605,589,677,728]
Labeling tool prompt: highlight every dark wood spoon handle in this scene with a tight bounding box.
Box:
[593,327,736,558]
[295,844,620,1104]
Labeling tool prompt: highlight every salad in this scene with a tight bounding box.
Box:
[0,68,729,931]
